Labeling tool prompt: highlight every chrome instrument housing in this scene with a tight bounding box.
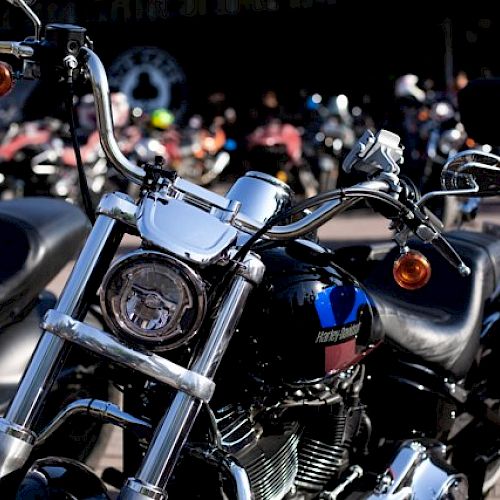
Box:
[226,171,293,225]
[137,193,239,266]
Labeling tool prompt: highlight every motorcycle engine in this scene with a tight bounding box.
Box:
[214,366,367,500]
[217,409,300,500]
[214,403,468,500]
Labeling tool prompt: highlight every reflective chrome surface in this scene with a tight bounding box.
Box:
[226,171,293,225]
[441,149,500,196]
[322,465,364,499]
[97,192,138,227]
[129,392,202,495]
[343,129,403,177]
[239,427,299,500]
[366,441,468,499]
[192,254,265,379]
[128,254,265,494]
[57,216,121,315]
[233,180,391,239]
[99,250,207,351]
[265,197,355,239]
[6,0,41,40]
[137,194,238,266]
[0,41,34,58]
[82,48,145,184]
[4,215,120,430]
[222,454,253,500]
[120,479,166,500]
[37,398,151,446]
[417,184,479,208]
[42,310,215,403]
[0,418,35,478]
[173,177,237,212]
[217,407,260,454]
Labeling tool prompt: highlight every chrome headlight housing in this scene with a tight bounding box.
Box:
[99,250,206,351]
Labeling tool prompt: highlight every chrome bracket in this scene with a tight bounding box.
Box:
[0,418,36,478]
[96,192,138,228]
[120,479,167,500]
[235,252,266,286]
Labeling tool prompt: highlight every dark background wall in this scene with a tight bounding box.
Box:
[0,0,498,123]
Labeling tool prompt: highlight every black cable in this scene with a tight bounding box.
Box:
[233,182,419,261]
[65,91,95,224]
[233,189,348,261]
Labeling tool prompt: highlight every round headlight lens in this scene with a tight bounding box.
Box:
[100,251,206,351]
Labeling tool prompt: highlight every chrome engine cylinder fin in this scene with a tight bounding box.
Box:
[295,436,348,493]
[233,423,300,500]
[217,407,261,455]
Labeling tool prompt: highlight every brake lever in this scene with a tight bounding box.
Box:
[432,232,471,277]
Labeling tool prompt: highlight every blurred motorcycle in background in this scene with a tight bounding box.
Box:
[302,94,355,192]
[0,91,135,203]
[420,98,469,227]
[390,74,482,228]
[246,117,319,197]
[0,117,64,198]
[133,110,232,187]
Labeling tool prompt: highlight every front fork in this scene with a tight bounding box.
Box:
[0,213,123,478]
[120,253,265,500]
[0,200,265,500]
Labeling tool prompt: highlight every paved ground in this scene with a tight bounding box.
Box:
[45,194,500,498]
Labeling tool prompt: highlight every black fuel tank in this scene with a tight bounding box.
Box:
[237,239,381,385]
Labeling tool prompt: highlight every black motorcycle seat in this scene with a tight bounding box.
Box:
[0,197,90,328]
[361,230,500,379]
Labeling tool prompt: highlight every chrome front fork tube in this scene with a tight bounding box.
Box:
[0,215,123,479]
[120,253,265,500]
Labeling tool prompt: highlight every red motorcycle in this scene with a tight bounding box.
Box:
[246,118,318,197]
[0,118,63,198]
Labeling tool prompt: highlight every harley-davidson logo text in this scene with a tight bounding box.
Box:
[315,322,361,344]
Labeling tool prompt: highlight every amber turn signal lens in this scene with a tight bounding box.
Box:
[0,62,14,97]
[393,250,431,290]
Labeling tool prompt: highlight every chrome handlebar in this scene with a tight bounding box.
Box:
[81,48,146,184]
[1,38,470,275]
[235,179,470,276]
[234,180,395,240]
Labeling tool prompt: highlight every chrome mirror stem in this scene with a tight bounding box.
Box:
[6,0,41,40]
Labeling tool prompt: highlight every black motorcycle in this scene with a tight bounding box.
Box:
[0,195,114,464]
[1,2,500,499]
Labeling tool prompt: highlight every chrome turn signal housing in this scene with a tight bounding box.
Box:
[99,250,206,351]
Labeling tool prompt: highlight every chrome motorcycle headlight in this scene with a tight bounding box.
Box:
[100,250,206,351]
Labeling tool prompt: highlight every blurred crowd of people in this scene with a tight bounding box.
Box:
[0,68,480,211]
